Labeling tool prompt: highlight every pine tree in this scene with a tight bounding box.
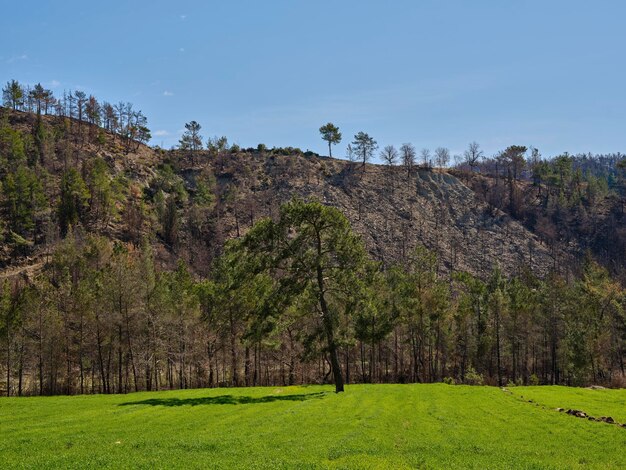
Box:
[179,121,203,164]
[319,123,342,158]
[2,80,25,110]
[58,168,90,236]
[231,200,370,392]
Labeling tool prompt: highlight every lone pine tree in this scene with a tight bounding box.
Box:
[319,122,342,158]
[231,200,370,392]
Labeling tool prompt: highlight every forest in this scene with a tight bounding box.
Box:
[1,79,625,396]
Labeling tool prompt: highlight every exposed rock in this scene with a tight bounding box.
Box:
[566,409,587,418]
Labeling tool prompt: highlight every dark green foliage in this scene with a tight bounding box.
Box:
[161,194,179,247]
[0,199,625,397]
[228,200,371,392]
[2,80,24,110]
[0,119,26,168]
[2,165,46,238]
[86,157,115,225]
[151,164,188,202]
[58,168,90,236]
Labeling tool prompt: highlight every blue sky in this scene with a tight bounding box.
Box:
[1,0,625,160]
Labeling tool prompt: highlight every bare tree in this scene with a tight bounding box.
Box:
[346,144,356,163]
[101,102,117,132]
[380,145,398,167]
[434,147,450,169]
[529,146,542,186]
[114,102,127,136]
[400,143,416,178]
[464,141,483,172]
[420,148,432,169]
[381,145,398,191]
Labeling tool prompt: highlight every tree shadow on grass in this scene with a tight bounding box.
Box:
[119,391,328,407]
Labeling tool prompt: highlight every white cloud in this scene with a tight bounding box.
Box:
[163,91,174,96]
[180,14,187,20]
[50,80,61,88]
[154,130,170,137]
[7,54,28,64]
[179,48,185,53]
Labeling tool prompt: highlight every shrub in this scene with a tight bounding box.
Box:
[443,377,456,385]
[464,367,484,385]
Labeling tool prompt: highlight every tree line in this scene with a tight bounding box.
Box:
[2,79,151,151]
[2,81,626,396]
[1,200,624,396]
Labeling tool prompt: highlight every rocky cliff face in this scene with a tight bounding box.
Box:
[178,152,563,278]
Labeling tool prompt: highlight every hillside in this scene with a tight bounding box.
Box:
[186,152,566,277]
[454,168,626,280]
[0,107,562,280]
[2,105,624,397]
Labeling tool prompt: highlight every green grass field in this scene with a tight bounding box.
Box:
[1,384,625,469]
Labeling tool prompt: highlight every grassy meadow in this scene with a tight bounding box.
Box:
[1,384,625,469]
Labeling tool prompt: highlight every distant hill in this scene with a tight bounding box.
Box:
[2,102,625,397]
[0,106,567,281]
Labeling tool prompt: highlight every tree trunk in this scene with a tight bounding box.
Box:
[124,309,139,392]
[230,313,239,387]
[344,347,350,385]
[317,264,344,392]
[6,322,11,397]
[118,324,123,393]
[38,331,44,395]
[79,312,84,395]
[17,339,24,396]
[496,310,502,387]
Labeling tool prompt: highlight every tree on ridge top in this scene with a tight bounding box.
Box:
[319,122,342,158]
